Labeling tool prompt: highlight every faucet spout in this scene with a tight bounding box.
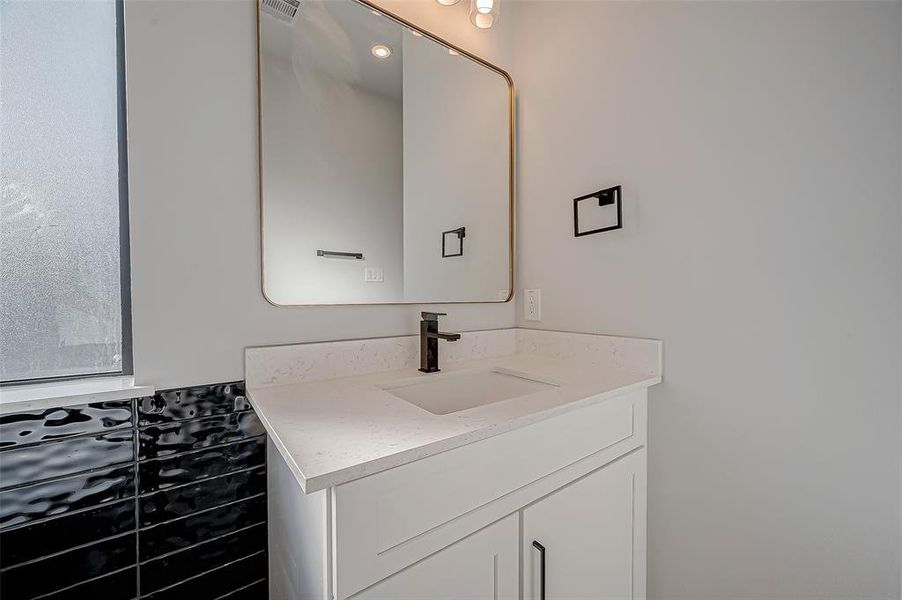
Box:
[429,332,461,342]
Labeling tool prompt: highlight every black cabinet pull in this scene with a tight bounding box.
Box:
[532,540,546,600]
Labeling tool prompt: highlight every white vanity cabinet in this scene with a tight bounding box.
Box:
[268,388,649,600]
[354,452,644,600]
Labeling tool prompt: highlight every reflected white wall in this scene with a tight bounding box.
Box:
[261,53,403,305]
[401,32,510,302]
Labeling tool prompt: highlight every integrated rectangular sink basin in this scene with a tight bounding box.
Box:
[381,369,559,415]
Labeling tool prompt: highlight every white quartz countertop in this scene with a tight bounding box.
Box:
[246,328,662,493]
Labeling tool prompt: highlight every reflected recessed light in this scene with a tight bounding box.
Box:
[448,48,459,56]
[370,9,381,15]
[371,44,392,59]
[409,29,423,37]
[473,12,494,28]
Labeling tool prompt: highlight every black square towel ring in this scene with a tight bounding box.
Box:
[573,185,622,237]
[442,227,466,257]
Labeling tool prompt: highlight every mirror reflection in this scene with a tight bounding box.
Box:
[259,0,513,305]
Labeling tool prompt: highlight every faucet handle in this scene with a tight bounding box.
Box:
[421,311,447,321]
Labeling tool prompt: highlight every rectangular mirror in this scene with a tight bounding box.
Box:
[257,0,514,305]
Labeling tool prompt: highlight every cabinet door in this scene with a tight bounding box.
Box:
[523,450,646,600]
[353,514,518,600]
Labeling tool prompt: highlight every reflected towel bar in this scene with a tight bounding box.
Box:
[317,250,364,259]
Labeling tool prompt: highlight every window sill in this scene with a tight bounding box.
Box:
[0,376,154,414]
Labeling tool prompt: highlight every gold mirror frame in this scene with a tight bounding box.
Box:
[256,0,515,307]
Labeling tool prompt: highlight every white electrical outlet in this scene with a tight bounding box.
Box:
[364,267,384,282]
[524,288,541,321]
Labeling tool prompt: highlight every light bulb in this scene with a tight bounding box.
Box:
[469,0,499,28]
[474,12,494,28]
[436,0,461,5]
[371,44,392,59]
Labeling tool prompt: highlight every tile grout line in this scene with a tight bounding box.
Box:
[0,495,137,533]
[213,576,267,600]
[139,521,267,566]
[137,433,266,466]
[30,564,139,600]
[0,421,135,454]
[134,397,143,600]
[151,381,245,396]
[0,529,136,573]
[136,406,253,430]
[141,549,267,598]
[138,491,266,533]
[0,449,135,494]
[0,500,266,578]
[137,463,265,500]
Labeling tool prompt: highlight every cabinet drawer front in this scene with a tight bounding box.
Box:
[333,390,646,599]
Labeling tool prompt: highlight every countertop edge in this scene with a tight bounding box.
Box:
[246,390,313,494]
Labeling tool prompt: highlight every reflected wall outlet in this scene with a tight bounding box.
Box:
[364,267,384,282]
[524,288,541,321]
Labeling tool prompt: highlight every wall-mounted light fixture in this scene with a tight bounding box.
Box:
[469,0,499,29]
[436,0,499,29]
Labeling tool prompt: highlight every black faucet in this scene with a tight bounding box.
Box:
[419,312,461,373]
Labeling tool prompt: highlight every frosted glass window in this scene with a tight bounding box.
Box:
[1,0,128,383]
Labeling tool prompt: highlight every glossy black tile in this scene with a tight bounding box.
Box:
[0,381,268,599]
[139,467,265,527]
[139,437,265,494]
[0,401,133,449]
[138,412,264,460]
[0,499,135,568]
[218,578,268,600]
[0,429,134,490]
[0,532,136,600]
[141,494,266,560]
[143,551,267,600]
[0,465,135,529]
[141,525,266,595]
[36,566,136,600]
[137,383,249,426]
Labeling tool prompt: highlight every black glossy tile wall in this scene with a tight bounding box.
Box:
[0,382,267,600]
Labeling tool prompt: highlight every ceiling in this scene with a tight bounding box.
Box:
[261,0,404,101]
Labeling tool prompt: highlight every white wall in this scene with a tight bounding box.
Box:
[402,31,511,302]
[125,0,517,388]
[512,2,902,598]
[261,54,404,304]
